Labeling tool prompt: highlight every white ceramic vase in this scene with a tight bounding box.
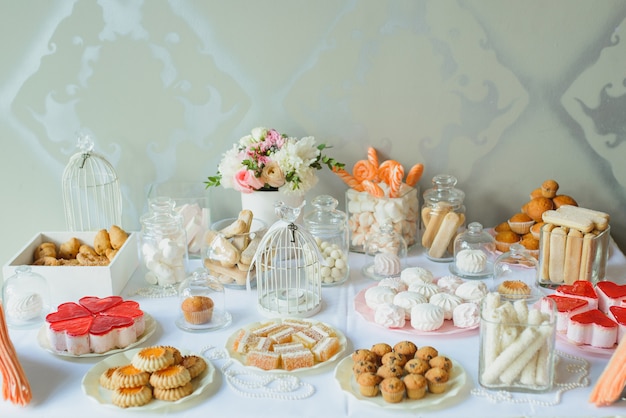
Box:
[240,190,305,226]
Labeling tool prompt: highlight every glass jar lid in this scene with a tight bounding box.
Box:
[493,243,542,302]
[450,222,495,279]
[303,195,347,232]
[140,197,184,235]
[423,174,465,209]
[2,266,51,329]
[176,268,231,332]
[362,223,408,281]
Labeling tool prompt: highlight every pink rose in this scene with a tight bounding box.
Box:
[261,161,285,188]
[233,169,265,193]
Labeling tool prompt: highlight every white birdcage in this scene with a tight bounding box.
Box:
[62,131,122,231]
[250,201,323,318]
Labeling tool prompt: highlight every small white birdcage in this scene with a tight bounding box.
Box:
[62,131,122,231]
[250,201,323,318]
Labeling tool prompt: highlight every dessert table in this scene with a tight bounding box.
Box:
[2,241,626,418]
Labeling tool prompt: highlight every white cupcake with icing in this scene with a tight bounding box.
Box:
[410,303,445,331]
[452,302,480,328]
[455,249,487,274]
[374,253,402,276]
[436,275,465,294]
[400,267,434,286]
[393,291,428,319]
[455,280,488,303]
[374,302,406,328]
[429,292,463,320]
[407,282,440,300]
[378,277,408,293]
[364,285,397,310]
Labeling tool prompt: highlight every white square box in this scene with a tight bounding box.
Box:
[3,231,138,307]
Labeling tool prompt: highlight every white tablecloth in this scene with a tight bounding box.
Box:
[3,242,626,418]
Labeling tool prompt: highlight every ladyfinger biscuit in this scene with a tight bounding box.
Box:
[421,202,452,248]
[563,229,583,285]
[232,210,254,250]
[558,205,609,231]
[205,230,240,267]
[578,232,598,282]
[428,211,462,259]
[548,227,567,284]
[203,259,248,285]
[240,233,263,265]
[542,210,594,233]
[219,219,248,238]
[539,223,555,282]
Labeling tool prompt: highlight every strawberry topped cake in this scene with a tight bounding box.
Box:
[46,296,145,355]
[596,282,626,314]
[541,294,590,334]
[567,309,618,349]
[555,280,598,310]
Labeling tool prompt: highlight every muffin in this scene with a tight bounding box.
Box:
[414,346,439,362]
[529,222,544,240]
[352,360,378,377]
[552,194,578,209]
[370,343,393,359]
[404,358,431,375]
[379,377,405,403]
[507,213,534,235]
[429,355,453,371]
[424,366,449,394]
[497,280,531,299]
[377,363,405,379]
[493,221,511,233]
[352,349,379,365]
[393,341,418,358]
[494,230,520,253]
[381,351,408,368]
[541,179,559,198]
[519,234,540,257]
[356,371,382,397]
[181,296,214,325]
[523,196,554,223]
[403,374,428,400]
[529,188,543,200]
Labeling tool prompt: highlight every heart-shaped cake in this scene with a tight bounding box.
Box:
[45,302,91,323]
[567,308,617,348]
[555,280,598,310]
[78,296,123,314]
[542,294,590,333]
[596,281,626,314]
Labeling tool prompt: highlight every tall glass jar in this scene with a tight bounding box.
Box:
[2,266,50,329]
[139,197,188,294]
[303,195,350,286]
[422,174,466,262]
[450,222,495,279]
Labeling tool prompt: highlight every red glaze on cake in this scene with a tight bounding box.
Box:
[567,309,617,349]
[45,296,145,355]
[596,282,626,315]
[541,295,590,333]
[555,280,598,310]
[609,305,626,344]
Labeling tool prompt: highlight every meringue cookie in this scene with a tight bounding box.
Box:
[400,267,434,286]
[374,302,406,328]
[364,285,397,310]
[410,303,445,331]
[378,277,408,293]
[393,291,428,319]
[455,249,487,274]
[455,281,488,303]
[452,302,480,328]
[373,253,402,276]
[429,292,463,320]
[436,275,465,294]
[407,282,440,300]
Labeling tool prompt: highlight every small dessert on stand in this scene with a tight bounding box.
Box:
[176,268,231,332]
[449,222,495,279]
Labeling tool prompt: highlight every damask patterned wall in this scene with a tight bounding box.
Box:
[1,0,625,263]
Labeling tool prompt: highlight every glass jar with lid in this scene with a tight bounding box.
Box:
[493,243,542,302]
[176,268,231,332]
[2,266,50,329]
[422,174,466,262]
[303,195,350,286]
[139,196,188,296]
[362,222,408,281]
[450,222,495,279]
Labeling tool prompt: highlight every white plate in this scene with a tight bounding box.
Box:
[354,287,478,335]
[334,355,467,409]
[225,319,347,373]
[82,348,215,410]
[38,313,157,357]
[556,332,616,357]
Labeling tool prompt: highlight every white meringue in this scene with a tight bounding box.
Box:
[455,280,488,303]
[410,303,445,331]
[455,249,487,274]
[436,275,465,294]
[374,302,406,328]
[364,285,397,310]
[452,302,480,328]
[400,267,434,286]
[429,292,463,320]
[378,277,408,293]
[407,282,440,300]
[373,253,401,276]
[393,291,428,319]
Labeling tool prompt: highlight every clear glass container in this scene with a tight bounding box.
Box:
[203,217,267,289]
[303,195,350,286]
[422,174,466,262]
[450,222,495,279]
[362,223,408,281]
[148,181,211,259]
[176,268,231,332]
[139,197,188,296]
[2,266,50,329]
[493,244,542,302]
[537,224,611,289]
[62,130,122,231]
[479,295,556,393]
[345,185,419,253]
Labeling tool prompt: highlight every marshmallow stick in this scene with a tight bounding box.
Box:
[519,309,544,385]
[499,325,553,385]
[482,326,541,384]
[548,227,567,284]
[563,228,583,284]
[534,337,551,386]
[482,309,503,369]
[513,299,529,324]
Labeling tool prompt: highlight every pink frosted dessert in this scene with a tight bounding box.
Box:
[541,294,590,334]
[596,281,626,314]
[555,280,599,310]
[609,305,626,344]
[566,309,618,349]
